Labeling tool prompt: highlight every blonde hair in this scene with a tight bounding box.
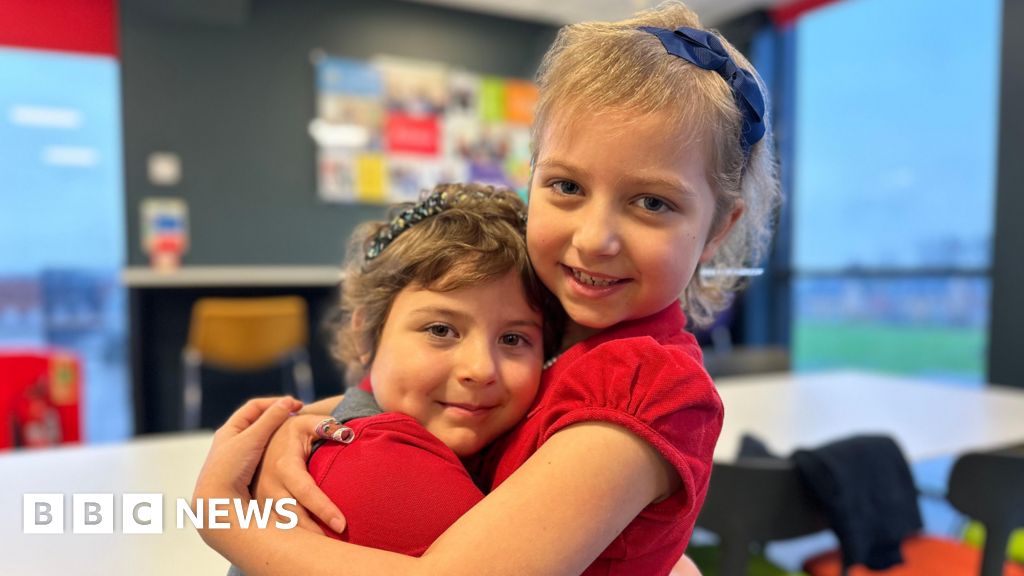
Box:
[334,183,557,384]
[532,1,781,327]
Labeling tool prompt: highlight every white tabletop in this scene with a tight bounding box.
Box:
[3,371,1023,575]
[0,432,228,576]
[713,370,1024,462]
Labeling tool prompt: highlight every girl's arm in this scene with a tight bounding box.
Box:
[198,420,678,576]
[297,394,344,416]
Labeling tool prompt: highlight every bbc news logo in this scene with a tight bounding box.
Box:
[23,494,298,534]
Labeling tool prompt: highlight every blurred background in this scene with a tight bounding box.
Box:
[0,0,1022,572]
[4,0,1015,440]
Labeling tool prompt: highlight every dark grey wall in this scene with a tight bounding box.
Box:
[121,0,557,266]
[988,0,1024,388]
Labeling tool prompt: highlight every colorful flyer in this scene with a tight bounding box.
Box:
[448,70,480,117]
[445,71,482,160]
[479,77,506,123]
[389,156,469,203]
[386,113,440,156]
[504,127,533,196]
[374,56,448,116]
[317,149,357,202]
[317,56,384,98]
[354,153,389,203]
[504,80,538,126]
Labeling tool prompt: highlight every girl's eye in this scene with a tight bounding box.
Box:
[551,180,582,196]
[426,324,456,338]
[635,195,672,213]
[500,333,529,347]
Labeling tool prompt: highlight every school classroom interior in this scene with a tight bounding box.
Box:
[1,0,1023,574]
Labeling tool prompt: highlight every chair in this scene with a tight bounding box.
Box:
[948,451,1024,576]
[962,443,1024,565]
[804,449,1024,576]
[696,457,827,576]
[182,296,314,429]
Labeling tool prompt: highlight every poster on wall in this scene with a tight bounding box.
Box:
[311,53,537,204]
[140,197,189,271]
[503,80,538,194]
[312,56,386,203]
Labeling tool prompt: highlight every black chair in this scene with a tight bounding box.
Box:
[798,447,1024,576]
[699,447,1024,576]
[696,457,827,576]
[947,450,1024,576]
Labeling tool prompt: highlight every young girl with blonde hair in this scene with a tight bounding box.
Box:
[196,2,781,574]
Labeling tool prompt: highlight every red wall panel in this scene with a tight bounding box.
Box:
[0,0,118,56]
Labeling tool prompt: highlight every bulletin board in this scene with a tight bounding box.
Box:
[312,54,536,204]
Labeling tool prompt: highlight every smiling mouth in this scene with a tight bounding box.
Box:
[564,265,629,287]
[440,402,495,416]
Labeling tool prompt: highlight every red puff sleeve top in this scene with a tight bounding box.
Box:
[308,403,485,556]
[480,302,723,575]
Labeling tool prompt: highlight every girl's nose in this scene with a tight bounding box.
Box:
[572,203,622,258]
[455,336,498,388]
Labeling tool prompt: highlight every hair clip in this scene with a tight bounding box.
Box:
[638,26,766,155]
[364,187,527,261]
[365,190,453,260]
[315,417,355,444]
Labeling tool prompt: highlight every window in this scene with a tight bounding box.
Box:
[0,46,130,440]
[789,0,1001,384]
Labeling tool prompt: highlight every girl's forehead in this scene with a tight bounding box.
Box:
[534,111,709,177]
[538,106,704,154]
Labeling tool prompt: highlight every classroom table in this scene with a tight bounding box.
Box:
[713,370,1024,461]
[0,432,227,576]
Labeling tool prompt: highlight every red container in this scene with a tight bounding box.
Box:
[0,350,81,450]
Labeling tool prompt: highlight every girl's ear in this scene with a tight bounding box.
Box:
[351,308,372,366]
[700,199,745,264]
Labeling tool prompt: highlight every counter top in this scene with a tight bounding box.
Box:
[122,266,342,288]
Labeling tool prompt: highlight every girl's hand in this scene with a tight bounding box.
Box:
[252,412,348,534]
[194,396,303,504]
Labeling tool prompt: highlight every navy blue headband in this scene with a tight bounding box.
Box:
[638,26,766,155]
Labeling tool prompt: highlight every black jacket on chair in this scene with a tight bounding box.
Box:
[793,435,923,571]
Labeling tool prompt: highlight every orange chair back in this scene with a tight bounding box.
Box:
[186,297,308,371]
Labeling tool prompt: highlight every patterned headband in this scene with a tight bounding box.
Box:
[639,26,767,155]
[364,187,527,261]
